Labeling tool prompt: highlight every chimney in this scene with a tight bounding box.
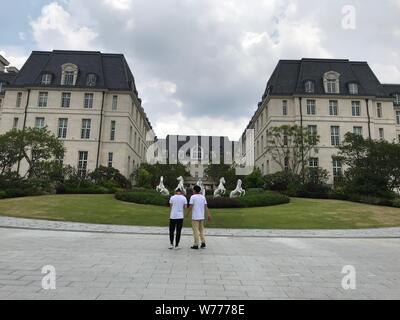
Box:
[0,55,10,72]
[6,66,19,74]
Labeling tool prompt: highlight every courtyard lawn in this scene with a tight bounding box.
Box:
[0,194,399,229]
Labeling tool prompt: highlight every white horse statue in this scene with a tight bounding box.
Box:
[213,177,226,198]
[156,176,170,196]
[196,179,206,196]
[175,176,186,195]
[230,179,246,198]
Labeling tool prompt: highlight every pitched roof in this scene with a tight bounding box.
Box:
[263,58,390,98]
[10,50,138,93]
[0,71,17,95]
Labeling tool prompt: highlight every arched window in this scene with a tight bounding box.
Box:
[61,63,78,86]
[86,73,97,87]
[323,71,340,94]
[304,80,315,93]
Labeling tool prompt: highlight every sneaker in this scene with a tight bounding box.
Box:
[201,243,206,249]
[191,245,199,250]
[169,245,174,250]
[174,246,181,250]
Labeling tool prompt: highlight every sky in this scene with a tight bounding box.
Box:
[1,0,400,140]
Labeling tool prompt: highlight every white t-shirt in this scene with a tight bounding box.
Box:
[169,195,188,219]
[189,194,208,221]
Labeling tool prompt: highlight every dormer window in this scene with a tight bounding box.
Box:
[323,71,340,94]
[41,73,53,85]
[395,93,400,106]
[305,81,315,93]
[348,83,358,95]
[61,63,78,86]
[86,74,97,87]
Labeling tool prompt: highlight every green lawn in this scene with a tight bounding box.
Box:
[0,194,399,229]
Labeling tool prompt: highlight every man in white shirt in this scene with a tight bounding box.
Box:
[169,189,188,250]
[187,185,212,250]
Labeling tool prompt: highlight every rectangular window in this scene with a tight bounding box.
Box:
[329,100,338,116]
[38,92,48,108]
[13,118,19,129]
[108,152,113,168]
[395,94,400,106]
[327,80,337,94]
[110,120,116,141]
[81,119,91,139]
[112,95,118,111]
[309,157,319,168]
[331,126,340,146]
[306,100,316,115]
[353,126,363,136]
[282,100,288,116]
[379,128,384,140]
[284,157,289,171]
[352,101,361,117]
[16,92,22,108]
[78,151,88,176]
[41,74,52,85]
[283,134,288,146]
[333,159,342,179]
[64,71,74,86]
[61,93,71,108]
[58,118,68,139]
[349,83,358,95]
[396,111,400,125]
[377,103,383,118]
[35,117,45,129]
[308,125,318,145]
[84,93,94,109]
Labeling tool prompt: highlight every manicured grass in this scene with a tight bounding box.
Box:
[0,194,399,229]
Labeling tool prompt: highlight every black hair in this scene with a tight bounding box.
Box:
[193,185,201,193]
[176,189,182,193]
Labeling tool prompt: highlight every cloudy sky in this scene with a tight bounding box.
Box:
[1,0,400,140]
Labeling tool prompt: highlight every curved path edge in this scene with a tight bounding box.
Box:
[0,216,399,238]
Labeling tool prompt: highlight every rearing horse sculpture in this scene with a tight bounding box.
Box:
[230,179,246,198]
[175,176,186,195]
[156,176,170,196]
[214,177,226,198]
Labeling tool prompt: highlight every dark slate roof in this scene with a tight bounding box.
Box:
[382,84,400,95]
[0,71,17,95]
[11,50,138,92]
[9,50,151,128]
[262,58,390,98]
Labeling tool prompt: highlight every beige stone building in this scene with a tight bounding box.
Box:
[0,55,18,123]
[0,50,153,179]
[243,58,400,183]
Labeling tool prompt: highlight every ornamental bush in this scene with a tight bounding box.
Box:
[115,191,169,206]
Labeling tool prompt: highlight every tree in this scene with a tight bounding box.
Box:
[244,168,265,188]
[90,166,131,189]
[135,168,152,189]
[266,125,319,181]
[204,164,239,190]
[134,163,189,189]
[337,133,400,197]
[18,128,65,178]
[0,130,25,174]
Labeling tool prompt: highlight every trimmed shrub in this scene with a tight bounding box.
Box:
[58,184,112,194]
[116,191,169,206]
[246,188,265,194]
[392,198,400,208]
[131,187,159,193]
[205,197,242,209]
[236,192,290,208]
[0,191,6,199]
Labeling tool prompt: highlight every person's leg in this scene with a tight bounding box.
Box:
[175,219,183,247]
[199,220,206,247]
[169,219,176,247]
[191,220,200,248]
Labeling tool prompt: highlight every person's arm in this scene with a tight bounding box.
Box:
[205,204,212,222]
[186,205,192,218]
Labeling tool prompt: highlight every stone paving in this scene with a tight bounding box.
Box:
[1,227,400,300]
[1,216,400,238]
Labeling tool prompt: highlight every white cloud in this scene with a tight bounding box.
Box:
[30,2,98,50]
[0,49,28,69]
[103,0,132,10]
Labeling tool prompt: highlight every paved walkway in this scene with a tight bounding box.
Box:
[0,216,399,238]
[1,227,400,300]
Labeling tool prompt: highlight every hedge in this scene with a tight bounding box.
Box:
[115,190,290,208]
[115,191,169,206]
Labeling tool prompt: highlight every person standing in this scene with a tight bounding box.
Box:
[187,185,212,250]
[168,189,188,250]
